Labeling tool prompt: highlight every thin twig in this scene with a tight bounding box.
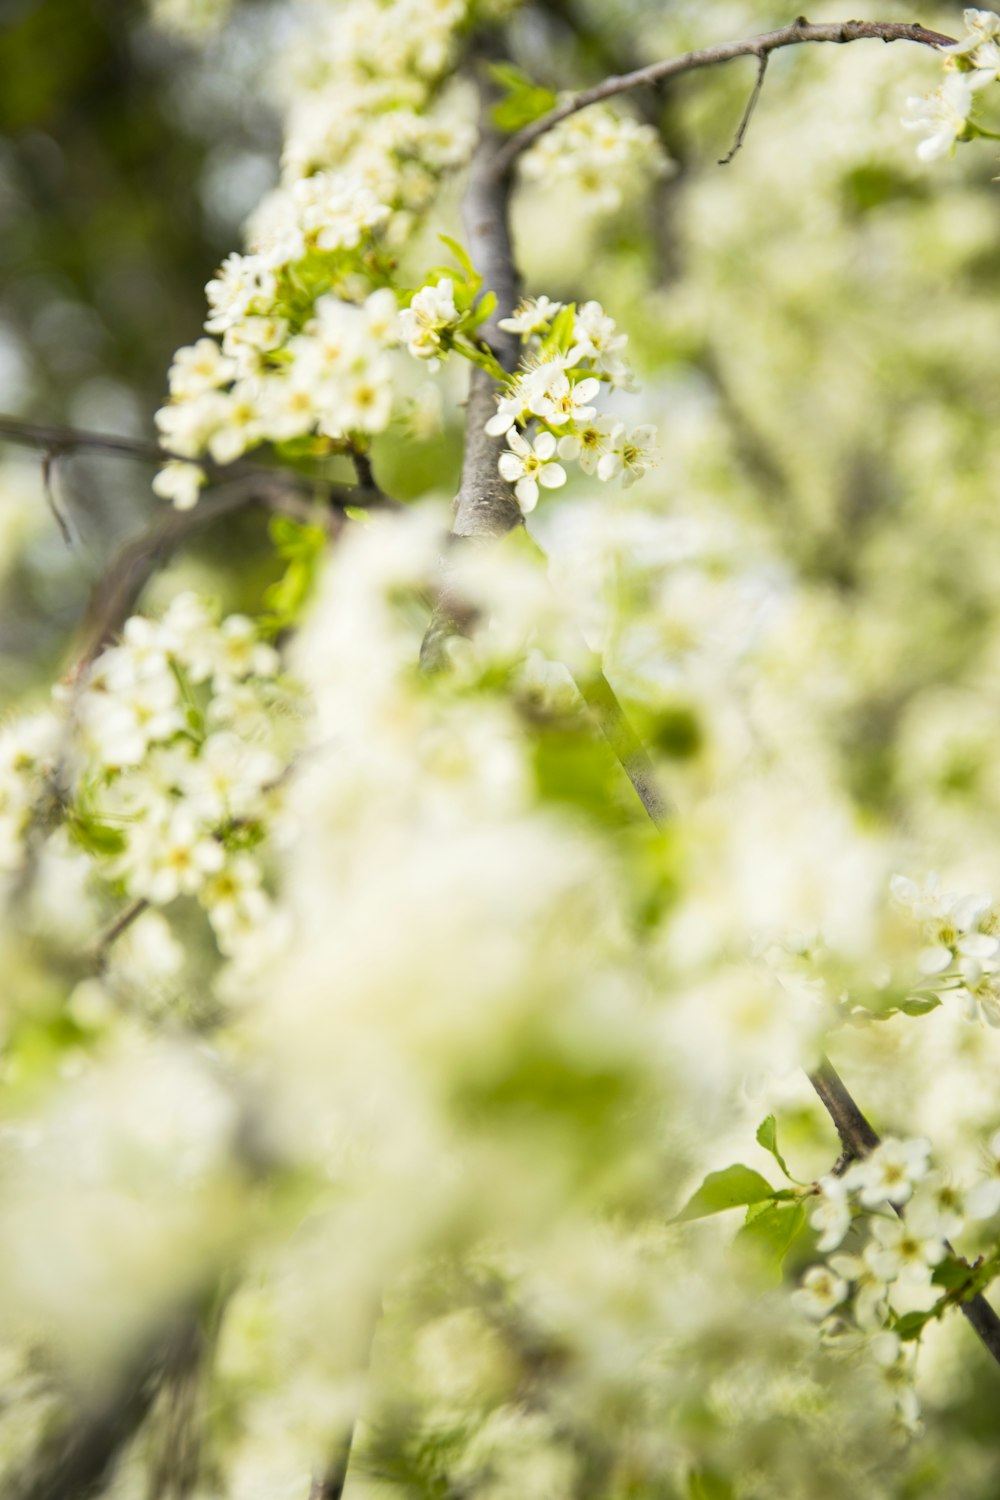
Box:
[70,475,346,676]
[40,449,74,547]
[91,898,150,971]
[492,18,954,175]
[718,51,769,165]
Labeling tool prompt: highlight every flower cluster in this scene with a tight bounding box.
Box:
[904,10,1000,160]
[794,1131,1000,1425]
[486,298,656,513]
[153,0,492,501]
[891,873,1000,1025]
[1,595,301,973]
[520,101,673,214]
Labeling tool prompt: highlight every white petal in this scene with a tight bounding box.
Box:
[538,462,567,490]
[917,944,953,975]
[514,476,539,513]
[498,453,524,482]
[533,430,557,460]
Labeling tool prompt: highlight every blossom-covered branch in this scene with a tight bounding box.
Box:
[492,18,956,174]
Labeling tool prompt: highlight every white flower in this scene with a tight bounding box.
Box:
[828,1252,890,1331]
[810,1174,851,1252]
[908,1171,967,1240]
[399,277,460,362]
[557,416,615,475]
[870,1331,921,1431]
[952,955,1000,1026]
[942,9,1000,60]
[205,253,277,335]
[206,381,264,465]
[863,1215,946,1285]
[80,674,184,769]
[498,296,564,338]
[790,1264,848,1320]
[842,1137,930,1208]
[497,430,567,514]
[131,810,225,905]
[966,1129,1000,1219]
[572,300,629,372]
[544,375,600,429]
[167,339,235,400]
[152,460,207,512]
[596,422,657,487]
[903,73,976,162]
[200,855,273,954]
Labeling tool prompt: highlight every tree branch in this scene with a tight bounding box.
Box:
[6,1310,203,1500]
[492,18,955,174]
[70,474,349,675]
[809,1053,1000,1368]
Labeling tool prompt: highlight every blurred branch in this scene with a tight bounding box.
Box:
[90,898,150,971]
[493,18,955,173]
[6,1311,204,1500]
[0,413,397,513]
[70,473,350,675]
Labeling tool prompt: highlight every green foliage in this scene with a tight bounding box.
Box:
[261,514,328,633]
[737,1200,808,1279]
[487,63,557,133]
[674,1164,776,1223]
[755,1114,794,1181]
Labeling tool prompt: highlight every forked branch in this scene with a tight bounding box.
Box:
[492,18,954,175]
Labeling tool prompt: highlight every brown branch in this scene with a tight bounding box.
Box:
[452,75,522,542]
[70,474,346,676]
[493,18,955,174]
[809,1054,1000,1369]
[90,898,150,971]
[718,51,769,165]
[0,413,397,513]
[6,1310,203,1500]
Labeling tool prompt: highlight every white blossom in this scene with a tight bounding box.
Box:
[497,429,567,514]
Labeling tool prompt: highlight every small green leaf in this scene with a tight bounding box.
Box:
[755,1114,794,1180]
[895,1311,929,1342]
[344,505,371,525]
[899,994,942,1017]
[437,234,480,288]
[674,1164,775,1223]
[487,62,557,133]
[931,1256,971,1292]
[541,302,577,357]
[737,1200,807,1279]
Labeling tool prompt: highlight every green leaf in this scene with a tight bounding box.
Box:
[931,1256,971,1292]
[687,1469,734,1500]
[487,62,557,133]
[755,1114,794,1180]
[674,1164,775,1223]
[69,816,126,858]
[437,234,480,289]
[737,1200,807,1279]
[344,505,371,525]
[894,1311,929,1343]
[899,994,942,1017]
[541,302,577,357]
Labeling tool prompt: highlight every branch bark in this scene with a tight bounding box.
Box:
[492,18,955,175]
